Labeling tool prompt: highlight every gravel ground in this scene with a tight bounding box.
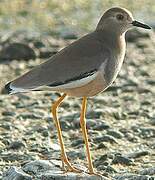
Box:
[0,30,155,179]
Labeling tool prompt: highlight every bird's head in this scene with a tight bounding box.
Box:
[97,7,151,34]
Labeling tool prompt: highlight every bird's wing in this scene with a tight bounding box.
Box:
[8,32,111,93]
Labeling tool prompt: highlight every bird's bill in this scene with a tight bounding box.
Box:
[132,20,151,29]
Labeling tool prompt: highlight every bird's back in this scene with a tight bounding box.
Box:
[5,30,125,95]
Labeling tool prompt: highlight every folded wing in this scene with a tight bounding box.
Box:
[6,32,110,94]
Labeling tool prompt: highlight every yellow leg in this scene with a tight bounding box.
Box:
[80,97,94,174]
[51,93,81,173]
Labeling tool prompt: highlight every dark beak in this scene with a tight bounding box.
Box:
[132,20,151,29]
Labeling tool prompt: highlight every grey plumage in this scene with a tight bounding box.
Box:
[5,7,151,96]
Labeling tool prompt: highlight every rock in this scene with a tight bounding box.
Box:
[71,139,84,147]
[132,126,155,138]
[98,165,117,173]
[114,173,154,180]
[0,123,12,130]
[92,121,110,131]
[112,154,133,165]
[41,129,49,137]
[60,119,72,131]
[96,142,107,149]
[139,167,155,175]
[8,140,26,150]
[0,42,36,61]
[3,160,107,180]
[107,130,123,139]
[2,111,16,117]
[3,166,31,180]
[94,154,108,167]
[67,150,85,160]
[87,109,103,119]
[150,118,155,126]
[93,135,118,144]
[17,113,42,120]
[127,151,149,159]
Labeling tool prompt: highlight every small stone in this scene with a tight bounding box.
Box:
[107,130,123,139]
[92,121,110,131]
[112,154,133,165]
[2,166,31,180]
[147,80,155,85]
[0,42,36,61]
[96,143,107,149]
[93,135,118,144]
[2,111,16,116]
[41,130,49,137]
[98,165,117,173]
[139,167,155,176]
[18,113,41,120]
[150,117,155,125]
[0,123,12,130]
[8,140,26,150]
[114,174,154,180]
[67,150,85,160]
[87,110,103,119]
[71,139,84,147]
[133,127,155,138]
[97,154,108,163]
[60,119,71,131]
[10,160,107,179]
[127,151,149,159]
[33,40,45,48]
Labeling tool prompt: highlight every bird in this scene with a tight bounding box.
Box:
[5,7,151,175]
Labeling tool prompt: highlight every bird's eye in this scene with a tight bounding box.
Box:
[116,14,124,20]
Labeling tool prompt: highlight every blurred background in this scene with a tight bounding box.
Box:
[0,1,155,179]
[0,0,154,35]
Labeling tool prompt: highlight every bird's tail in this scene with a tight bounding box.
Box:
[5,81,30,94]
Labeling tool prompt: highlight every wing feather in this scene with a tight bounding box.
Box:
[8,31,110,93]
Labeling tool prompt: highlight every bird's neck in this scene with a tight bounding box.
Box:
[96,29,126,57]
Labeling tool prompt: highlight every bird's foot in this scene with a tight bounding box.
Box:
[61,156,83,173]
[87,168,103,177]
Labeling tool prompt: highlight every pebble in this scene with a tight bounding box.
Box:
[132,126,155,138]
[67,150,85,160]
[92,120,110,131]
[0,123,12,130]
[112,154,133,165]
[96,142,107,149]
[60,119,72,131]
[3,160,107,180]
[93,135,118,144]
[71,139,84,147]
[87,109,103,119]
[17,113,42,120]
[0,42,36,61]
[8,140,26,150]
[107,130,123,139]
[2,111,16,116]
[139,167,155,176]
[2,166,31,180]
[41,129,49,137]
[114,174,154,180]
[127,151,149,159]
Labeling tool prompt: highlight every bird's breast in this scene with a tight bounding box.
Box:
[103,40,126,87]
